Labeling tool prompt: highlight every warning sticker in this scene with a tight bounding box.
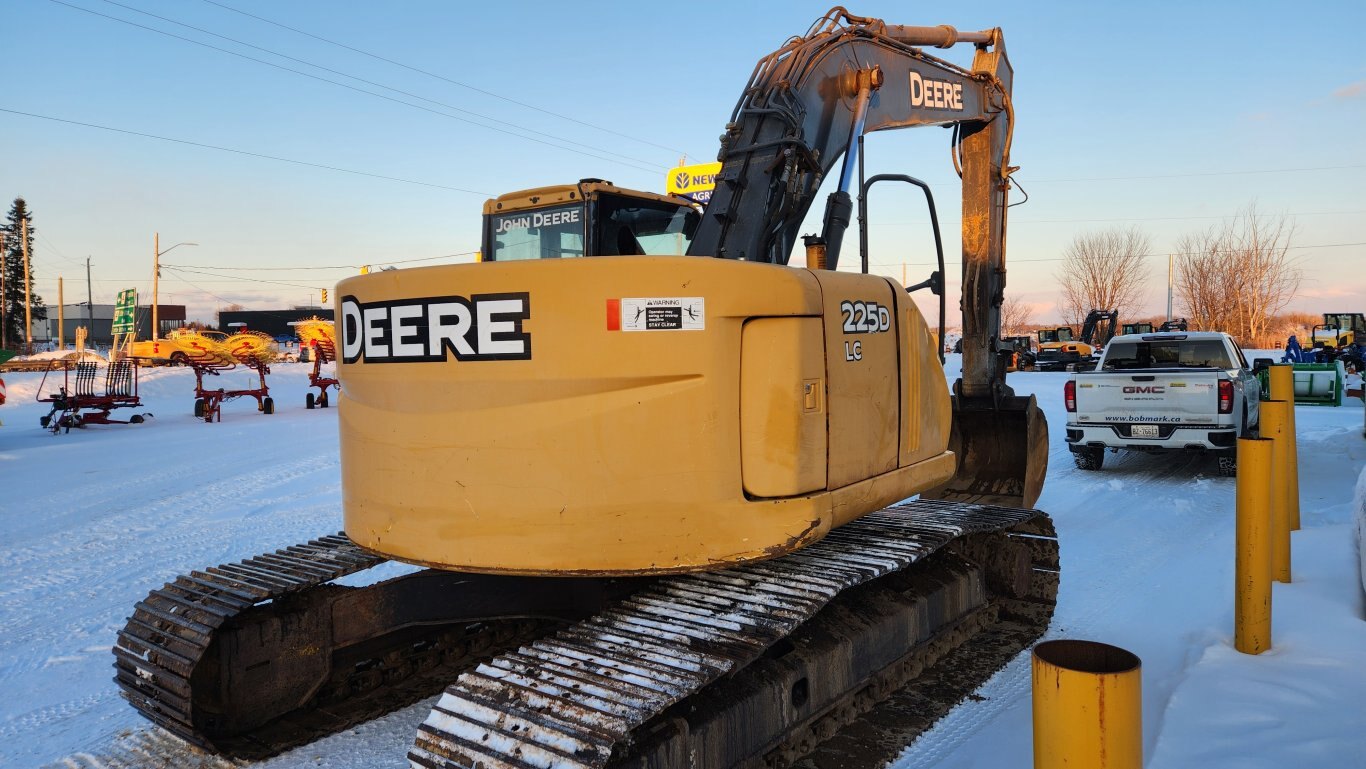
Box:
[616,297,705,331]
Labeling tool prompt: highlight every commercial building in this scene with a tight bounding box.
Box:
[217,308,334,339]
[36,303,187,346]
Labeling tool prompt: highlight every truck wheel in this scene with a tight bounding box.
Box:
[1217,451,1237,477]
[1073,447,1104,471]
[306,392,315,410]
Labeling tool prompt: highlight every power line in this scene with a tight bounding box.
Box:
[869,240,1366,268]
[163,265,322,290]
[89,0,665,172]
[871,210,1366,226]
[198,0,691,157]
[0,107,491,194]
[160,250,479,272]
[1024,164,1366,183]
[48,0,663,175]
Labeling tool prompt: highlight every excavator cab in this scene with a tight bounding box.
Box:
[481,179,699,261]
[1037,327,1073,344]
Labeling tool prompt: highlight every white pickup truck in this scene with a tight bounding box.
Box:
[1064,331,1261,476]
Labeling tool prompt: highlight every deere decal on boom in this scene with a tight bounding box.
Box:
[115,9,1057,768]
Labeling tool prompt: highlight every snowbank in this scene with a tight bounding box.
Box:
[1356,464,1366,600]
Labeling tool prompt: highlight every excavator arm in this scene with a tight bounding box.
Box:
[692,9,1043,505]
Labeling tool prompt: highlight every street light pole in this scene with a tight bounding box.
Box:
[153,232,198,340]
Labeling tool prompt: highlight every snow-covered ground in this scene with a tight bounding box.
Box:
[1,357,1362,768]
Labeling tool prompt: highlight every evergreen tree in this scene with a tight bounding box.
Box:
[2,197,46,349]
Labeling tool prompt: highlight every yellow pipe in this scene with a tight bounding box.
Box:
[1266,365,1300,530]
[1260,399,1292,583]
[1032,640,1142,769]
[1235,436,1274,654]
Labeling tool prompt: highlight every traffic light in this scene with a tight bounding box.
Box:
[321,288,328,304]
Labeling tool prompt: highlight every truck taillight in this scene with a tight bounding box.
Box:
[1218,380,1234,414]
[1064,380,1077,412]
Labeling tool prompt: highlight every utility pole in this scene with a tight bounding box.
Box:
[58,276,64,350]
[22,217,32,350]
[153,231,159,341]
[86,256,94,330]
[1166,253,1174,321]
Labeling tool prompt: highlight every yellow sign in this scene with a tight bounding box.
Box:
[666,162,722,202]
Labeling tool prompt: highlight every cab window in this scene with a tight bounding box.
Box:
[594,193,699,256]
[488,203,586,261]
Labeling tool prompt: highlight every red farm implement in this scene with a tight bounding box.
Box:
[186,331,277,422]
[294,318,338,409]
[37,359,148,433]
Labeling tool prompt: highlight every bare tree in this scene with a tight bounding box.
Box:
[1000,295,1035,336]
[1056,227,1153,327]
[1174,203,1300,345]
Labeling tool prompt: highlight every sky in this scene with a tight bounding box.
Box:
[5,0,1365,327]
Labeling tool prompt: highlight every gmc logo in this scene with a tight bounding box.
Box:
[1123,386,1165,394]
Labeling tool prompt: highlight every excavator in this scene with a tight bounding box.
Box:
[114,10,1057,768]
[1035,309,1116,371]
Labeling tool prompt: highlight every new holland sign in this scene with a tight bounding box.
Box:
[666,161,721,203]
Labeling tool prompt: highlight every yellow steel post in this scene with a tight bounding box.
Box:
[1266,365,1300,530]
[1032,639,1142,769]
[1260,399,1292,583]
[1234,436,1274,654]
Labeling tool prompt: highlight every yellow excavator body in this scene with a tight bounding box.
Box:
[338,256,955,575]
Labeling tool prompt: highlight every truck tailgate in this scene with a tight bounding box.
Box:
[1074,370,1220,424]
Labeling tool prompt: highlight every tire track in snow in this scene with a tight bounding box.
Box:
[893,451,1232,768]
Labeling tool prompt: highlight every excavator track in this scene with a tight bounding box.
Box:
[115,501,1055,766]
[410,499,1058,769]
[113,534,560,758]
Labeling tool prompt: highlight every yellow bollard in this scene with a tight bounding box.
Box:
[1234,436,1274,654]
[1266,365,1301,530]
[1260,399,1292,583]
[1032,640,1142,769]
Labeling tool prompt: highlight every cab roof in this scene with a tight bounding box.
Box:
[482,179,694,215]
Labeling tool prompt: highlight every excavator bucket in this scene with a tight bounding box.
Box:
[923,392,1049,508]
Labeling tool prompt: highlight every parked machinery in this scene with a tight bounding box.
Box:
[294,318,339,409]
[116,11,1057,767]
[37,360,148,432]
[1004,334,1037,371]
[185,330,277,421]
[1035,309,1116,371]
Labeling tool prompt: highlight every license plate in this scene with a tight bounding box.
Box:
[1131,424,1159,438]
